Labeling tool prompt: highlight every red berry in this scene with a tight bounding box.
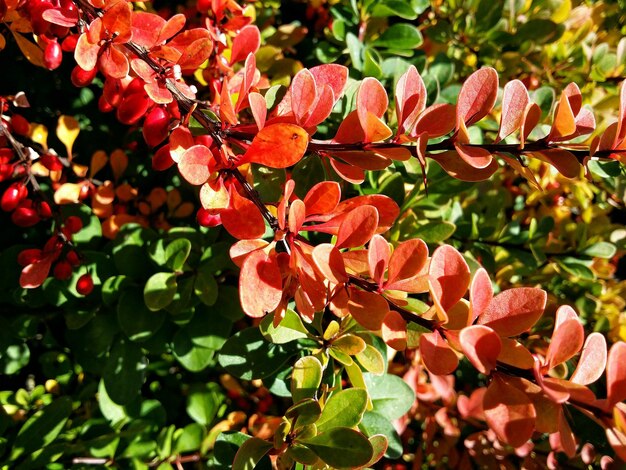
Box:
[17,248,43,267]
[12,206,41,227]
[196,0,210,12]
[197,208,222,227]
[37,201,52,218]
[76,273,94,295]
[65,250,80,266]
[64,215,83,234]
[10,114,30,136]
[142,106,170,147]
[53,260,72,280]
[116,92,151,125]
[152,145,175,171]
[103,78,123,107]
[1,182,27,212]
[121,77,145,99]
[71,65,97,87]
[98,95,114,113]
[40,153,63,171]
[43,41,62,70]
[61,34,79,52]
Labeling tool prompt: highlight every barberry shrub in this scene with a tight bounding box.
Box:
[0,0,625,468]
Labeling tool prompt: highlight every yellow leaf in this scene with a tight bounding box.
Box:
[90,150,108,178]
[54,183,84,204]
[29,123,48,150]
[57,115,80,159]
[72,163,88,178]
[11,31,44,68]
[109,149,128,181]
[551,0,571,23]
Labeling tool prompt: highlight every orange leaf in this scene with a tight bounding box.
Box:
[496,80,529,143]
[239,250,283,317]
[477,287,546,337]
[419,331,459,376]
[312,243,348,284]
[288,199,305,233]
[430,150,499,182]
[381,311,407,351]
[244,123,309,168]
[528,149,581,179]
[459,325,502,375]
[412,103,456,138]
[303,181,340,216]
[367,234,390,286]
[309,64,348,104]
[456,68,498,127]
[521,103,541,148]
[357,77,390,142]
[548,92,577,142]
[335,205,379,249]
[347,287,389,330]
[498,338,534,369]
[90,150,108,178]
[220,187,266,240]
[607,342,626,408]
[178,145,211,185]
[429,245,471,317]
[483,375,536,448]
[385,238,428,290]
[470,268,493,322]
[570,332,607,385]
[454,142,493,169]
[110,148,128,181]
[12,31,44,68]
[229,239,269,268]
[54,182,84,204]
[545,318,584,371]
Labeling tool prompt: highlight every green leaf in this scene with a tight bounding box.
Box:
[233,437,273,470]
[214,432,271,470]
[260,309,310,344]
[287,443,319,465]
[172,328,215,372]
[346,32,363,70]
[186,383,224,425]
[581,242,616,259]
[374,24,423,49]
[165,238,192,271]
[10,396,72,460]
[182,306,232,350]
[299,428,373,468]
[555,257,595,280]
[144,272,178,311]
[194,270,218,306]
[218,327,296,380]
[355,344,385,375]
[285,399,322,428]
[516,19,560,44]
[414,221,456,243]
[359,411,402,459]
[316,388,368,432]
[102,338,146,406]
[370,0,418,19]
[587,160,621,178]
[174,423,204,454]
[252,165,286,201]
[363,373,414,420]
[291,356,323,403]
[102,275,130,307]
[118,289,165,342]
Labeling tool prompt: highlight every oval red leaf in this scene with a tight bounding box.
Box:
[178,145,211,185]
[335,205,379,249]
[570,332,607,385]
[419,331,459,376]
[239,250,283,317]
[244,123,309,168]
[478,287,546,337]
[456,68,498,127]
[459,325,502,375]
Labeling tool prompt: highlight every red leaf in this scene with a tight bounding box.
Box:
[333,110,365,144]
[607,342,626,408]
[529,149,581,179]
[613,80,626,148]
[169,126,194,163]
[454,142,493,169]
[229,239,268,267]
[42,7,78,26]
[312,243,348,284]
[496,80,529,143]
[239,250,283,317]
[419,331,459,376]
[470,268,493,322]
[303,181,340,216]
[130,11,165,49]
[335,205,379,249]
[157,14,186,44]
[478,287,546,337]
[381,311,407,351]
[483,375,536,448]
[456,68,498,127]
[102,0,132,43]
[430,151,499,182]
[220,187,266,240]
[357,77,390,142]
[367,234,390,286]
[20,257,53,289]
[395,65,426,134]
[428,245,471,316]
[309,64,348,103]
[347,287,389,330]
[178,145,211,185]
[412,103,456,138]
[291,68,317,125]
[230,24,260,65]
[459,325,502,375]
[303,84,334,128]
[545,318,584,371]
[329,159,364,184]
[570,332,607,385]
[385,238,428,290]
[244,123,309,168]
[521,103,541,148]
[74,34,99,71]
[99,45,129,79]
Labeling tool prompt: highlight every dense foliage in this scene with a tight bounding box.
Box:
[0,0,626,468]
